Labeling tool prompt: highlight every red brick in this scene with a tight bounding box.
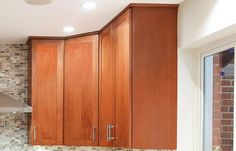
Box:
[213,120,221,127]
[222,80,232,86]
[213,128,221,136]
[221,139,233,145]
[214,103,221,111]
[221,106,229,112]
[213,84,221,92]
[213,138,221,146]
[222,75,234,79]
[222,126,233,132]
[221,146,233,151]
[222,93,233,99]
[221,133,233,139]
[214,75,221,83]
[213,111,221,119]
[222,113,233,119]
[221,120,233,125]
[214,93,221,101]
[222,87,234,92]
[222,100,234,105]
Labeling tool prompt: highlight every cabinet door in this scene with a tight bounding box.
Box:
[31,40,64,145]
[64,35,99,146]
[112,10,131,148]
[99,26,114,147]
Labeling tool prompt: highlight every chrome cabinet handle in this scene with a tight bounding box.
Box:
[109,125,118,140]
[92,124,96,142]
[106,124,118,142]
[33,125,36,141]
[106,124,110,141]
[108,124,112,141]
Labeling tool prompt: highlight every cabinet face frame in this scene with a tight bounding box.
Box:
[31,40,64,145]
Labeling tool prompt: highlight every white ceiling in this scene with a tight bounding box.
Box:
[0,0,184,44]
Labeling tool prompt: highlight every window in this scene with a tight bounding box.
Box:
[203,48,235,151]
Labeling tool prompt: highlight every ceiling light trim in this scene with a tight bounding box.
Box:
[82,2,97,10]
[63,26,75,33]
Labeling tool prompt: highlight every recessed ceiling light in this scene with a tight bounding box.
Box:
[82,2,96,10]
[63,26,75,33]
[25,0,53,5]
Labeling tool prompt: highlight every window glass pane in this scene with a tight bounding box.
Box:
[204,48,234,151]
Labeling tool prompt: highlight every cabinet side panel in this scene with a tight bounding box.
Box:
[132,7,177,149]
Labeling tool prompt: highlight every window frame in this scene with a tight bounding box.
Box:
[199,42,236,151]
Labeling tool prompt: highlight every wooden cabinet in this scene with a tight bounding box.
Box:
[31,40,64,145]
[31,35,98,146]
[31,36,99,146]
[30,4,177,150]
[64,35,99,146]
[99,5,177,149]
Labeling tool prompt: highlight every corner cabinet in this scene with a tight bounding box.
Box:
[99,6,177,149]
[31,40,64,145]
[30,4,177,150]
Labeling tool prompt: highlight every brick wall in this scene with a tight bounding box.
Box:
[221,65,234,151]
[213,53,234,151]
[213,53,222,147]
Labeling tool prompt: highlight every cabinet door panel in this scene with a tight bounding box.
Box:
[31,40,64,145]
[99,26,114,147]
[112,10,131,148]
[64,35,98,146]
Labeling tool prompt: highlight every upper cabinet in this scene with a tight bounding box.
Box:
[30,4,177,150]
[64,35,99,146]
[99,6,177,149]
[31,40,64,145]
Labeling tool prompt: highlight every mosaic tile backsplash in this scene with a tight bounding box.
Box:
[0,44,175,151]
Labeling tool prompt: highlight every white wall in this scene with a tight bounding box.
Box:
[177,50,197,151]
[178,0,236,49]
[178,0,236,151]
